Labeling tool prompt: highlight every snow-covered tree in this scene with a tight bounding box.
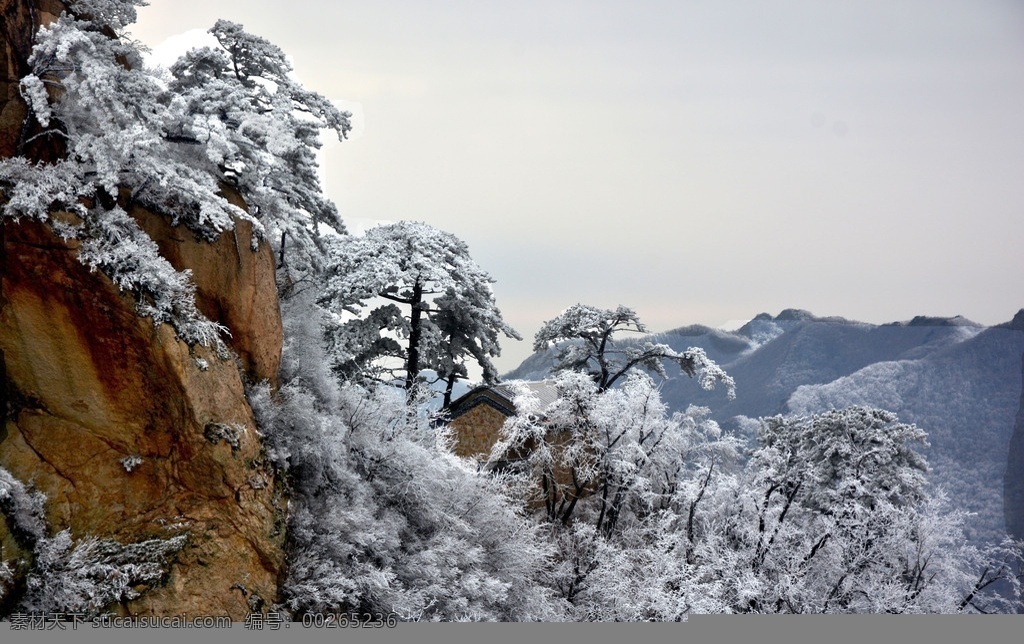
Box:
[718,408,1024,613]
[319,221,521,402]
[535,304,735,395]
[488,304,738,613]
[167,18,351,276]
[248,289,562,621]
[0,2,349,345]
[487,369,741,616]
[492,302,735,531]
[490,376,1024,616]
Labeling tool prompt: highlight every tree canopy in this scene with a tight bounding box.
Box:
[535,303,735,396]
[491,386,1024,616]
[319,221,521,403]
[0,5,349,345]
[169,18,351,275]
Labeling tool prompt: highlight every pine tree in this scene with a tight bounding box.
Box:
[535,303,735,394]
[319,221,520,402]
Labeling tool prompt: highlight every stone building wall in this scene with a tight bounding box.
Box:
[451,402,509,460]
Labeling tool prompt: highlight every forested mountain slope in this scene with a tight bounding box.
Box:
[506,309,1023,546]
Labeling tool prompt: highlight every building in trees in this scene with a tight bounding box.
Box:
[447,380,558,461]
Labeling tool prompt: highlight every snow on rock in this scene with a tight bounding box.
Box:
[0,1,285,618]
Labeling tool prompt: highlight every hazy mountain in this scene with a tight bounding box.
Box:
[787,311,1024,545]
[660,310,984,422]
[503,308,1024,546]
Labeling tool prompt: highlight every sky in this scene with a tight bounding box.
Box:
[129,0,1024,373]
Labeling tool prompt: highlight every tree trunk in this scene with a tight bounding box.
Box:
[404,279,424,392]
[442,373,457,409]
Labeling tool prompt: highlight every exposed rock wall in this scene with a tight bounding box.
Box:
[0,0,285,618]
[131,195,282,387]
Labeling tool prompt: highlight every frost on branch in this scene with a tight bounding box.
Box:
[21,531,187,616]
[535,304,735,397]
[0,467,48,550]
[75,206,229,346]
[169,19,352,276]
[0,467,48,605]
[0,9,350,346]
[67,0,149,31]
[319,222,520,402]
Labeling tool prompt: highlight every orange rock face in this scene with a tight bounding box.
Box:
[131,195,283,388]
[0,0,285,619]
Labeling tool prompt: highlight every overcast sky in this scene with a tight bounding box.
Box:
[130,0,1024,372]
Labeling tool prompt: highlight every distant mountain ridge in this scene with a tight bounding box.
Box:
[504,308,1023,547]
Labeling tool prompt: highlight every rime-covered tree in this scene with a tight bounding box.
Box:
[491,370,737,532]
[491,374,1024,616]
[247,290,563,621]
[488,369,740,616]
[535,304,735,394]
[319,221,521,402]
[167,18,351,276]
[718,408,1023,614]
[0,2,350,344]
[493,304,734,546]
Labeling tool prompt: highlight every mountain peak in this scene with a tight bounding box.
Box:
[904,314,981,328]
[775,308,817,321]
[998,309,1024,331]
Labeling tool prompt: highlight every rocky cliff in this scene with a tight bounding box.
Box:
[1,0,285,618]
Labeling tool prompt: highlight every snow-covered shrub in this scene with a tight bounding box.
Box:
[248,292,564,621]
[1,466,186,615]
[0,467,49,605]
[21,531,187,616]
[0,467,48,549]
[119,455,143,473]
